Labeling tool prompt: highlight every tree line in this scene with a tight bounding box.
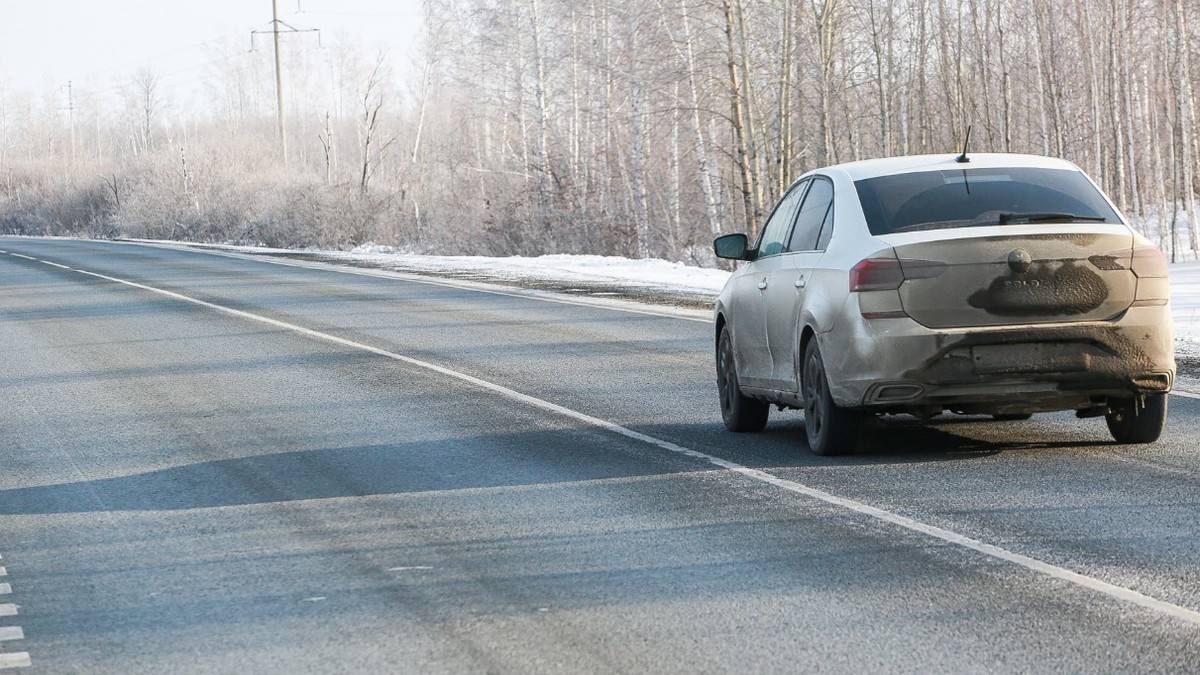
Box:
[2,0,1198,264]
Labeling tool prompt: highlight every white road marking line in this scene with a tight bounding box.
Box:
[9,254,34,261]
[1172,389,1200,400]
[39,260,71,270]
[70,265,1200,627]
[0,652,30,669]
[302,597,326,602]
[0,561,21,667]
[0,569,6,578]
[127,239,714,323]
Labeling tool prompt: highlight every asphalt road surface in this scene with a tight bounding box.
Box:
[1,236,1197,673]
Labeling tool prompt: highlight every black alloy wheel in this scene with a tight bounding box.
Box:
[717,325,769,432]
[801,339,861,456]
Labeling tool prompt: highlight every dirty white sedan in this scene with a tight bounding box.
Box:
[713,153,1175,455]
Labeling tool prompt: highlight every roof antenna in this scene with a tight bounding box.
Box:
[955,126,972,163]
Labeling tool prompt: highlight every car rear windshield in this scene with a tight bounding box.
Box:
[854,167,1122,235]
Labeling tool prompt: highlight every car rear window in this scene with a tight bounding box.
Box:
[854,167,1122,235]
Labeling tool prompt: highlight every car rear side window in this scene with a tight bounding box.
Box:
[788,176,833,251]
[854,167,1122,235]
[757,178,808,257]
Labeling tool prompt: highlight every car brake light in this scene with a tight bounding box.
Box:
[1130,244,1170,306]
[849,257,947,292]
[1130,245,1169,278]
[849,257,904,292]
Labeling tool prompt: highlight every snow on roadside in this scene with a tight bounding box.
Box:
[343,245,1200,349]
[1168,261,1200,383]
[1170,261,1200,340]
[346,246,1200,385]
[185,240,1200,373]
[344,244,731,294]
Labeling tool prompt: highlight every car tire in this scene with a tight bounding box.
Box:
[717,325,769,432]
[1105,394,1167,444]
[801,339,861,456]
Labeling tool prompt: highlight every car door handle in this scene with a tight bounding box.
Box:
[757,278,769,290]
[795,275,807,288]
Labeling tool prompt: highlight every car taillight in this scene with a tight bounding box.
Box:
[1130,244,1170,306]
[849,257,904,292]
[849,257,947,292]
[1130,244,1169,278]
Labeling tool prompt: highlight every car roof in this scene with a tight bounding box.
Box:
[815,153,1082,182]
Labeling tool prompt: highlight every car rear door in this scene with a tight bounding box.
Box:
[762,176,834,391]
[732,179,808,387]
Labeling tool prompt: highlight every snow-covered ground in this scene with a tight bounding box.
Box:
[168,240,1200,382]
[1170,261,1200,342]
[341,244,731,295]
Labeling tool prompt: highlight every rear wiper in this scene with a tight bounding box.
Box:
[997,212,1107,224]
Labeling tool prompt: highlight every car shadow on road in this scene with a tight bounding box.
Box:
[835,414,1116,464]
[616,411,1118,474]
[634,413,1117,470]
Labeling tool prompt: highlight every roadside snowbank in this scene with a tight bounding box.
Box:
[349,244,1200,346]
[176,240,1200,369]
[344,244,731,294]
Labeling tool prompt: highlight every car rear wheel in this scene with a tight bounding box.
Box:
[801,339,861,456]
[717,325,769,432]
[1105,394,1167,444]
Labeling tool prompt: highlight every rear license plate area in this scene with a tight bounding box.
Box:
[971,343,1089,374]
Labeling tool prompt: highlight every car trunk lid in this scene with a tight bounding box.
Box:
[882,226,1137,328]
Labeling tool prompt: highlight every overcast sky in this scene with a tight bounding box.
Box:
[0,0,422,106]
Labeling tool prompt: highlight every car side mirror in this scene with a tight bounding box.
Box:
[713,233,752,260]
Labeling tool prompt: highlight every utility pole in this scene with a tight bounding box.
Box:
[61,81,76,169]
[272,0,286,164]
[251,1,320,166]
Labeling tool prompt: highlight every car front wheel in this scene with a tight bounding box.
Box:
[1105,394,1167,444]
[801,339,862,456]
[717,325,769,432]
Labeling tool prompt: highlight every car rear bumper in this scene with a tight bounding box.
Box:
[823,305,1176,413]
